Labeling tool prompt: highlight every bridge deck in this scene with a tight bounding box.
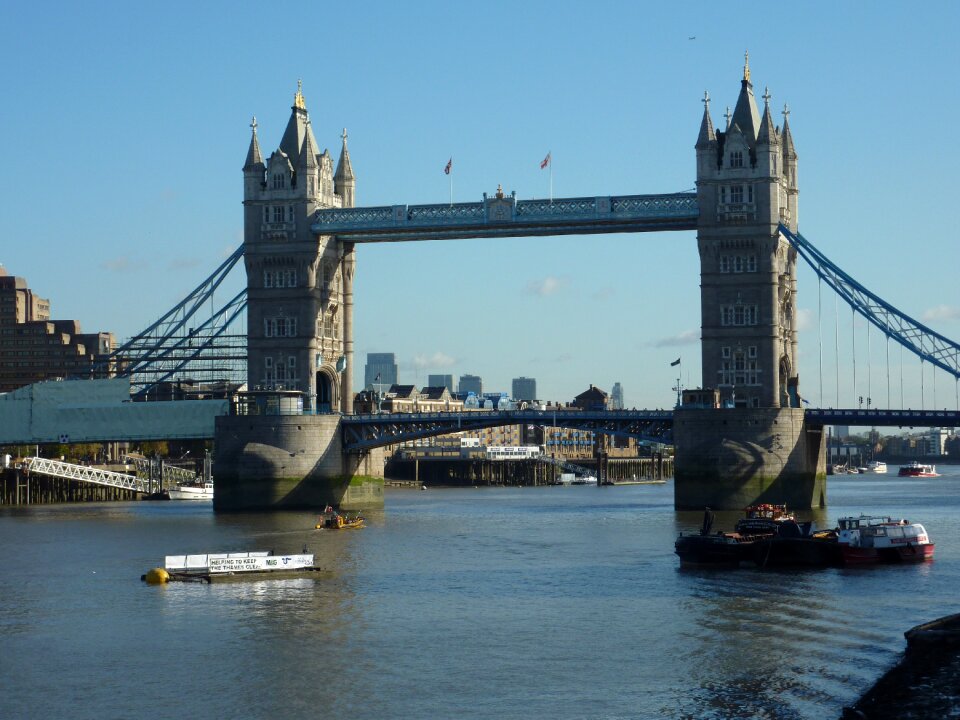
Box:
[312,193,698,242]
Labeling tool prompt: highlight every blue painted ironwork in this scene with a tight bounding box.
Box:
[312,192,698,242]
[102,246,248,397]
[805,408,960,428]
[340,409,675,451]
[780,224,960,381]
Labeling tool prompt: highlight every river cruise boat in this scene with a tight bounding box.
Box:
[836,515,934,564]
[857,461,887,474]
[167,480,214,500]
[898,462,939,477]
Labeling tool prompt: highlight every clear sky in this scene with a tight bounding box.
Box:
[2,1,958,410]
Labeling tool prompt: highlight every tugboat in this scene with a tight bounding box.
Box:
[315,506,365,530]
[836,515,935,564]
[675,504,793,567]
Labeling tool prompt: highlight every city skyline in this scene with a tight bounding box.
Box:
[2,2,958,410]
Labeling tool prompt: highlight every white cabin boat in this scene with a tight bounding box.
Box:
[167,480,214,500]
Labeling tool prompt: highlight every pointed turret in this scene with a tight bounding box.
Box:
[696,91,716,149]
[730,51,761,145]
[781,103,796,159]
[299,119,319,170]
[756,87,779,146]
[244,116,264,170]
[334,128,355,208]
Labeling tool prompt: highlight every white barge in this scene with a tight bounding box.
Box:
[142,550,328,583]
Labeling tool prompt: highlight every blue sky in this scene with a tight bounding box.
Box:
[1,1,958,410]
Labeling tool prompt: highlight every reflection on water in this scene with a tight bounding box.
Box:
[1,469,959,719]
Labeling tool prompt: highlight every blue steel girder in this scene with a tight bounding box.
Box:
[779,225,960,380]
[340,409,675,452]
[805,408,960,428]
[312,193,698,242]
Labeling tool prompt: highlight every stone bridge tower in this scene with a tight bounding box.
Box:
[242,82,356,413]
[674,56,825,510]
[214,83,383,513]
[695,53,800,409]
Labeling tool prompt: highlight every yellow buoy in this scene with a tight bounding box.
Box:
[144,567,170,584]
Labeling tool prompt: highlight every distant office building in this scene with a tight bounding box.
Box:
[428,374,454,393]
[364,352,397,389]
[512,377,537,402]
[458,374,482,395]
[610,382,624,410]
[832,426,850,441]
[0,267,115,392]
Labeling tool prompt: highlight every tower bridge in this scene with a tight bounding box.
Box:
[146,58,956,512]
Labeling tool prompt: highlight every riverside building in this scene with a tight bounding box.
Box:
[0,267,114,393]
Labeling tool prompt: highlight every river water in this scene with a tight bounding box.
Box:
[2,466,959,720]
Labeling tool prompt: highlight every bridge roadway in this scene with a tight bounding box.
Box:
[339,407,960,452]
[311,192,699,242]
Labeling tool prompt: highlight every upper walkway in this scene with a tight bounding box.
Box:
[311,192,698,242]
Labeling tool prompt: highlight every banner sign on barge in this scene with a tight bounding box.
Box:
[165,552,314,574]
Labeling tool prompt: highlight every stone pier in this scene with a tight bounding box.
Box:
[673,407,826,510]
[213,414,384,511]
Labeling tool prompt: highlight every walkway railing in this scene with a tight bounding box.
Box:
[23,457,154,494]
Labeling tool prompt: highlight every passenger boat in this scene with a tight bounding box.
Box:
[898,462,939,477]
[675,504,795,567]
[865,461,888,474]
[167,480,214,500]
[836,515,935,564]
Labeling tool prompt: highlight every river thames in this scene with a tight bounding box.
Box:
[2,467,959,719]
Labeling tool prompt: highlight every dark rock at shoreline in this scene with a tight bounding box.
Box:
[841,613,960,719]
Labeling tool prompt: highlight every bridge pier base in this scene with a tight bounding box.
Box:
[672,407,827,511]
[212,415,384,511]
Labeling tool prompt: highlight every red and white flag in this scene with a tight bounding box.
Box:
[540,151,551,170]
[444,158,452,175]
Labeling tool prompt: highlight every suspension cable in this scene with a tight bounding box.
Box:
[835,294,840,407]
[818,276,823,406]
[852,306,857,406]
[867,321,872,408]
[886,335,891,409]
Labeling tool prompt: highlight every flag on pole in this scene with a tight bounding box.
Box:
[670,358,681,367]
[444,158,452,175]
[540,151,551,170]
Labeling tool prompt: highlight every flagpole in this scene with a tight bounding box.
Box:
[549,151,553,203]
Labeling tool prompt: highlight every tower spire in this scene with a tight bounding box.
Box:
[757,87,778,145]
[244,115,264,169]
[335,127,356,207]
[743,51,751,84]
[696,90,716,148]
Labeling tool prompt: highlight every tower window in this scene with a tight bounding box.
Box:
[287,206,294,223]
[272,174,286,190]
[273,206,283,223]
[263,207,269,223]
[720,303,759,327]
[730,151,743,168]
[730,185,744,204]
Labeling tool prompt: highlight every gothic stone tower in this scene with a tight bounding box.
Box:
[242,82,356,413]
[673,56,826,510]
[213,83,383,512]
